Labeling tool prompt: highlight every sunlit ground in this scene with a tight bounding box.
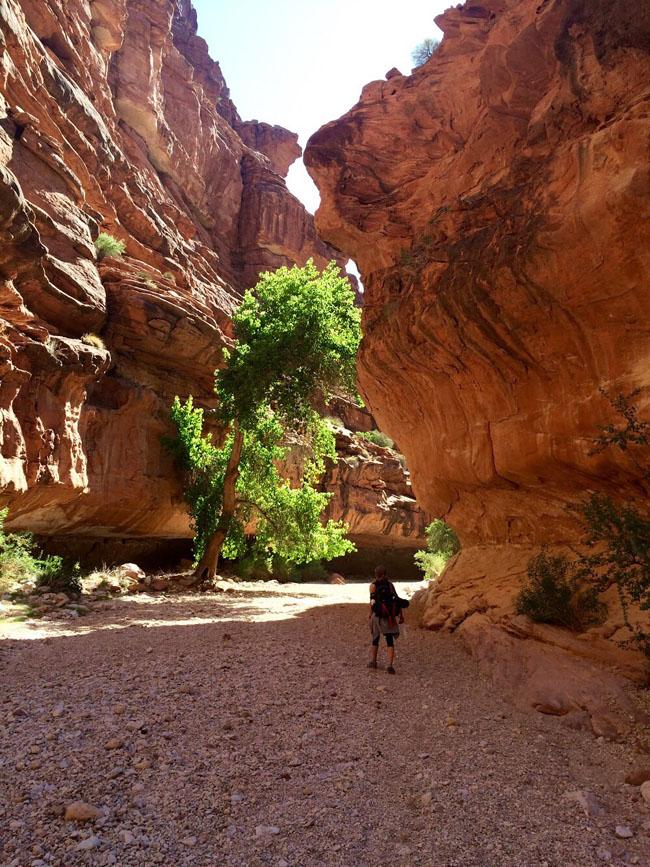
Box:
[0,579,425,641]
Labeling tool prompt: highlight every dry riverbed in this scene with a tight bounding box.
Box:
[1,581,649,866]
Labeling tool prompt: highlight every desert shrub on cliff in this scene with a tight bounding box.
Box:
[95,232,125,259]
[411,38,440,67]
[81,332,106,350]
[360,430,394,449]
[414,518,461,581]
[167,260,361,581]
[516,550,605,631]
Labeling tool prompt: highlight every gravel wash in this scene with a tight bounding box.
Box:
[1,581,649,867]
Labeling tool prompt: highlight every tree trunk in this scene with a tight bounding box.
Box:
[193,425,244,582]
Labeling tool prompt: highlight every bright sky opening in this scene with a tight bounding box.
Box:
[192,0,446,215]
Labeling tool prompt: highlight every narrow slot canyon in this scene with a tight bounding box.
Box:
[1,0,649,864]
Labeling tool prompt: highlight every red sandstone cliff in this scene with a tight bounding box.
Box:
[0,0,426,562]
[306,0,650,731]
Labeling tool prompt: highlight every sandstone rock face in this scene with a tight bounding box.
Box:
[323,428,429,578]
[306,0,650,546]
[306,0,650,720]
[0,0,400,550]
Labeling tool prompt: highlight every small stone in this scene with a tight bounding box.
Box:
[640,780,650,805]
[112,704,126,715]
[255,825,280,837]
[118,829,136,845]
[104,738,124,750]
[75,835,101,850]
[64,801,101,823]
[625,766,650,786]
[615,825,633,839]
[278,860,289,867]
[125,720,144,732]
[446,717,459,727]
[51,704,64,719]
[563,789,606,817]
[596,848,612,863]
[181,836,197,847]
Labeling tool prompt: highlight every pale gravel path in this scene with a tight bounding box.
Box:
[1,581,649,867]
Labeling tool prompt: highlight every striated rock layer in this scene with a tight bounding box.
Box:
[0,0,427,558]
[306,0,650,728]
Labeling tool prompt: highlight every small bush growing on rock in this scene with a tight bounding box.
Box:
[414,518,461,581]
[163,271,176,283]
[360,430,394,449]
[411,37,440,67]
[516,550,604,631]
[95,232,125,259]
[81,332,106,350]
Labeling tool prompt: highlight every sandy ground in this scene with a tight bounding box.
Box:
[1,580,649,867]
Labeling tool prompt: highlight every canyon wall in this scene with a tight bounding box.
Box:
[306,0,650,730]
[0,0,426,563]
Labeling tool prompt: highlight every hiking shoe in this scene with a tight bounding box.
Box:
[386,666,396,674]
[367,660,377,669]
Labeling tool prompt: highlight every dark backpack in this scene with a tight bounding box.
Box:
[372,579,399,619]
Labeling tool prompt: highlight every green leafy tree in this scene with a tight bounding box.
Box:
[411,37,440,67]
[414,518,460,581]
[167,261,362,581]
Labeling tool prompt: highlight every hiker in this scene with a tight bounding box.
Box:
[368,564,404,674]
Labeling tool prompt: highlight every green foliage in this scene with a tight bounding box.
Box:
[516,549,605,631]
[0,508,40,590]
[414,519,461,581]
[217,260,360,428]
[0,508,81,594]
[411,37,440,67]
[95,232,125,259]
[170,398,354,568]
[36,556,82,596]
[360,430,394,449]
[571,390,650,656]
[167,260,362,572]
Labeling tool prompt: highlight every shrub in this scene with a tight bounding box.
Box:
[412,37,440,67]
[163,271,176,284]
[572,390,650,656]
[0,508,81,595]
[360,430,394,449]
[95,232,125,259]
[81,332,106,350]
[36,556,82,596]
[0,509,40,591]
[414,518,460,581]
[516,550,605,631]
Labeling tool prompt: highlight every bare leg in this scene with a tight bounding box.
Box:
[369,644,378,667]
[387,645,395,668]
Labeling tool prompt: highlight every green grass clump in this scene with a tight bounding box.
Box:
[95,232,125,260]
[360,430,394,449]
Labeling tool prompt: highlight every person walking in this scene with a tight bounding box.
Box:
[368,565,404,674]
